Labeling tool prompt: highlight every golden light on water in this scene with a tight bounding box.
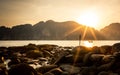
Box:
[84,41,93,47]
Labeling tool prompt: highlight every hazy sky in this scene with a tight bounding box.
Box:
[0,0,120,30]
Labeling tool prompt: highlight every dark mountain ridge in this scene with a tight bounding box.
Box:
[0,20,119,40]
[100,23,120,40]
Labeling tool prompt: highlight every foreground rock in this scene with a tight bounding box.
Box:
[0,43,120,75]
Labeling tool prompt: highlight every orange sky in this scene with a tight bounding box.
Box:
[0,0,120,30]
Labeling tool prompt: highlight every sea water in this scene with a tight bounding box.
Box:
[0,40,120,47]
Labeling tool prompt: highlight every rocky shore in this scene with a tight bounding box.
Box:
[0,42,120,75]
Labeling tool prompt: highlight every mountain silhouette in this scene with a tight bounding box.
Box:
[0,20,111,40]
[100,23,120,40]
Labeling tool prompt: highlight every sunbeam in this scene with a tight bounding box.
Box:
[90,28,97,40]
[81,26,88,40]
[63,26,81,39]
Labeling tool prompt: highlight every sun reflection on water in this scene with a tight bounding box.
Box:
[84,41,93,47]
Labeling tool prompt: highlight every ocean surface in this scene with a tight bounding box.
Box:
[0,40,120,47]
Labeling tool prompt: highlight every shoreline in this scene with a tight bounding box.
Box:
[0,40,120,47]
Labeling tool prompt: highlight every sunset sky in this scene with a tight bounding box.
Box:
[0,0,120,30]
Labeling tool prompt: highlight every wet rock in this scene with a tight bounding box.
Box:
[98,71,118,75]
[91,54,104,65]
[79,66,97,75]
[26,43,38,50]
[113,52,120,63]
[83,52,93,66]
[36,65,58,74]
[0,57,5,63]
[111,52,120,73]
[38,44,58,52]
[91,46,100,54]
[42,50,53,57]
[8,58,21,68]
[0,66,8,75]
[112,43,120,53]
[64,54,74,63]
[72,46,90,63]
[8,63,38,75]
[44,72,54,75]
[50,50,68,65]
[53,54,74,65]
[0,47,8,57]
[72,46,90,54]
[102,55,113,64]
[7,46,22,52]
[98,71,109,75]
[80,66,97,75]
[48,68,63,75]
[100,45,112,54]
[61,71,70,75]
[60,64,80,75]
[39,57,48,61]
[26,50,43,59]
[38,57,49,66]
[97,58,115,71]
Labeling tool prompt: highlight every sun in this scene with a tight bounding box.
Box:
[76,11,99,28]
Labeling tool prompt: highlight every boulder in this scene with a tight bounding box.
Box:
[36,65,58,74]
[8,63,38,75]
[100,45,112,54]
[112,43,120,53]
[60,64,80,75]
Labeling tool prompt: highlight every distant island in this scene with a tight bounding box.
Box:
[0,20,120,40]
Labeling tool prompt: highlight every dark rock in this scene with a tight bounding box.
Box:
[48,68,63,75]
[97,58,115,71]
[91,46,100,54]
[60,64,80,75]
[8,63,38,75]
[112,43,120,53]
[83,52,93,66]
[42,50,53,57]
[98,71,109,75]
[26,50,43,59]
[8,58,21,68]
[50,50,68,65]
[72,46,90,63]
[44,72,54,75]
[80,66,97,75]
[61,71,70,75]
[0,66,7,75]
[102,55,113,64]
[100,45,112,54]
[36,65,58,74]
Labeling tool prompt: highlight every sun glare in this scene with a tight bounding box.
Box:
[76,11,99,28]
[84,41,93,47]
